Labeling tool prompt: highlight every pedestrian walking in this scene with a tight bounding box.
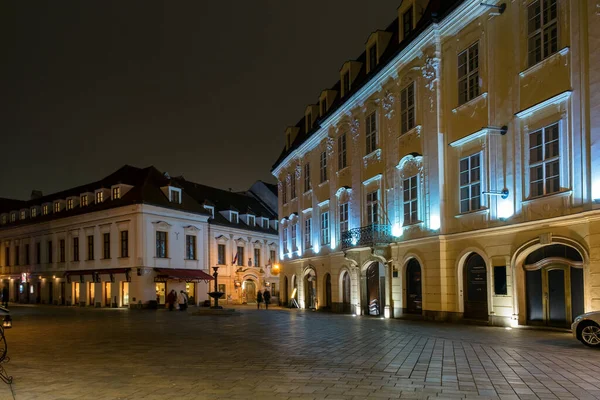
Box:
[178,290,187,311]
[263,289,271,310]
[167,289,177,311]
[1,286,8,308]
[256,290,263,309]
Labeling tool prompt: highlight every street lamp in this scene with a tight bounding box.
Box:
[208,266,224,309]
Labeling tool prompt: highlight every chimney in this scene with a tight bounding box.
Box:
[30,190,43,200]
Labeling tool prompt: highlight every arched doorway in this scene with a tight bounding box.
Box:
[283,276,288,307]
[406,259,422,314]
[244,280,256,303]
[525,244,584,328]
[366,262,385,316]
[463,253,488,320]
[342,271,351,313]
[323,274,332,309]
[304,269,317,309]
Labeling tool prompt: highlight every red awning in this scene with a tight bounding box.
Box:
[64,268,131,277]
[154,268,214,282]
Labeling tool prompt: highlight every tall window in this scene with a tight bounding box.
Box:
[320,212,330,245]
[262,218,269,229]
[320,151,327,183]
[81,195,88,207]
[291,176,296,199]
[48,241,53,263]
[304,164,311,192]
[169,189,180,203]
[42,204,49,215]
[343,70,350,95]
[403,176,419,225]
[403,6,413,39]
[291,223,297,251]
[270,250,276,264]
[25,244,30,265]
[368,44,377,71]
[304,218,312,248]
[54,202,60,213]
[231,212,238,224]
[31,208,37,218]
[459,153,482,213]
[73,237,79,262]
[366,111,377,154]
[400,82,415,134]
[36,242,41,264]
[529,123,560,198]
[254,248,260,267]
[66,199,73,210]
[14,246,19,266]
[306,113,312,130]
[96,191,103,203]
[236,246,244,266]
[283,227,288,253]
[338,133,347,170]
[217,244,226,265]
[282,181,287,204]
[320,99,327,116]
[59,239,65,262]
[120,231,128,258]
[103,233,110,259]
[87,235,94,260]
[366,191,379,225]
[156,231,167,258]
[528,0,557,67]
[4,247,8,266]
[458,42,479,105]
[339,202,349,233]
[185,235,196,260]
[113,187,121,200]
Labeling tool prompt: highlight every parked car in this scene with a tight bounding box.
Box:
[572,311,600,347]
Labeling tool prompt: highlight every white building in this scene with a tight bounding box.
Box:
[0,165,279,308]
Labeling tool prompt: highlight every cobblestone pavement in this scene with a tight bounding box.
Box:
[0,306,598,400]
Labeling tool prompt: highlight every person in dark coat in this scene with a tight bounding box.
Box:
[1,287,8,308]
[263,289,271,310]
[166,290,177,311]
[256,290,263,309]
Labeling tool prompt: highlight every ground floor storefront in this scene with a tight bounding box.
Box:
[279,214,600,327]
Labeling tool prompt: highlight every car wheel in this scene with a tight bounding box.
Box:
[579,322,600,347]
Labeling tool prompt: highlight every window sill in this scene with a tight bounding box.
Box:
[455,208,489,218]
[519,47,570,77]
[521,189,572,205]
[363,148,382,162]
[185,258,197,261]
[452,92,488,114]
[154,257,170,260]
[399,125,422,138]
[318,180,329,188]
[336,166,350,176]
[303,189,313,195]
[118,256,129,259]
[402,221,423,228]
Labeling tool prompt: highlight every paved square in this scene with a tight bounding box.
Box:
[0,306,599,400]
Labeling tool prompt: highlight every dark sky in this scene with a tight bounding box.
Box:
[1,1,399,200]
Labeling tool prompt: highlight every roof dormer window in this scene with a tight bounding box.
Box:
[231,212,238,224]
[1,215,6,224]
[262,218,269,229]
[248,215,255,227]
[169,187,181,204]
[20,210,26,220]
[320,98,327,117]
[42,204,49,215]
[54,202,61,213]
[402,6,413,40]
[204,205,214,218]
[31,207,37,218]
[343,70,351,96]
[306,113,312,131]
[112,187,121,200]
[96,191,104,204]
[66,199,74,210]
[81,195,88,207]
[368,44,378,71]
[10,212,16,222]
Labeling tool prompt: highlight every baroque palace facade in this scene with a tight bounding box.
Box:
[272,0,600,327]
[0,166,279,308]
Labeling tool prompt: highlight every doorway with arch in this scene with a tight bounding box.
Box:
[463,253,488,320]
[303,268,317,309]
[405,259,422,314]
[365,262,385,316]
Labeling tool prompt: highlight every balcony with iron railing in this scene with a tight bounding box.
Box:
[341,224,393,250]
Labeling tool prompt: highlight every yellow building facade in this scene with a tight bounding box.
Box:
[271,0,600,327]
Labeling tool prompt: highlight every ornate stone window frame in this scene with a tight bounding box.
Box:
[396,153,425,229]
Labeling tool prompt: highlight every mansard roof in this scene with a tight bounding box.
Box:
[271,0,463,172]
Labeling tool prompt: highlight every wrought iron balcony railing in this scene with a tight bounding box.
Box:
[341,224,393,250]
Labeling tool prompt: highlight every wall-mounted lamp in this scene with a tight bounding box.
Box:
[480,2,506,15]
[483,189,509,199]
[486,125,508,135]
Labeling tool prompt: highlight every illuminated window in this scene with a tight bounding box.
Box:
[304,164,311,192]
[254,248,260,267]
[304,218,312,248]
[367,191,380,225]
[339,202,349,233]
[217,244,226,265]
[112,187,121,200]
[185,235,196,260]
[31,208,37,218]
[291,223,297,251]
[403,176,419,225]
[528,0,557,67]
[1,215,6,224]
[54,202,61,213]
[366,111,377,154]
[401,82,415,134]
[81,195,88,207]
[66,199,74,210]
[10,213,16,222]
[458,42,479,105]
[529,123,560,198]
[96,191,103,204]
[42,205,49,215]
[338,133,347,170]
[320,212,330,245]
[459,153,482,213]
[283,227,288,253]
[319,151,327,183]
[156,231,167,258]
[20,210,26,220]
[236,246,244,266]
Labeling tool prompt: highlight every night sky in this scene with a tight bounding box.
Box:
[1,1,399,200]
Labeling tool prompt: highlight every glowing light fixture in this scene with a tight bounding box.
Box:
[430,215,441,230]
[391,223,402,238]
[498,199,514,220]
[330,238,336,250]
[313,244,320,254]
